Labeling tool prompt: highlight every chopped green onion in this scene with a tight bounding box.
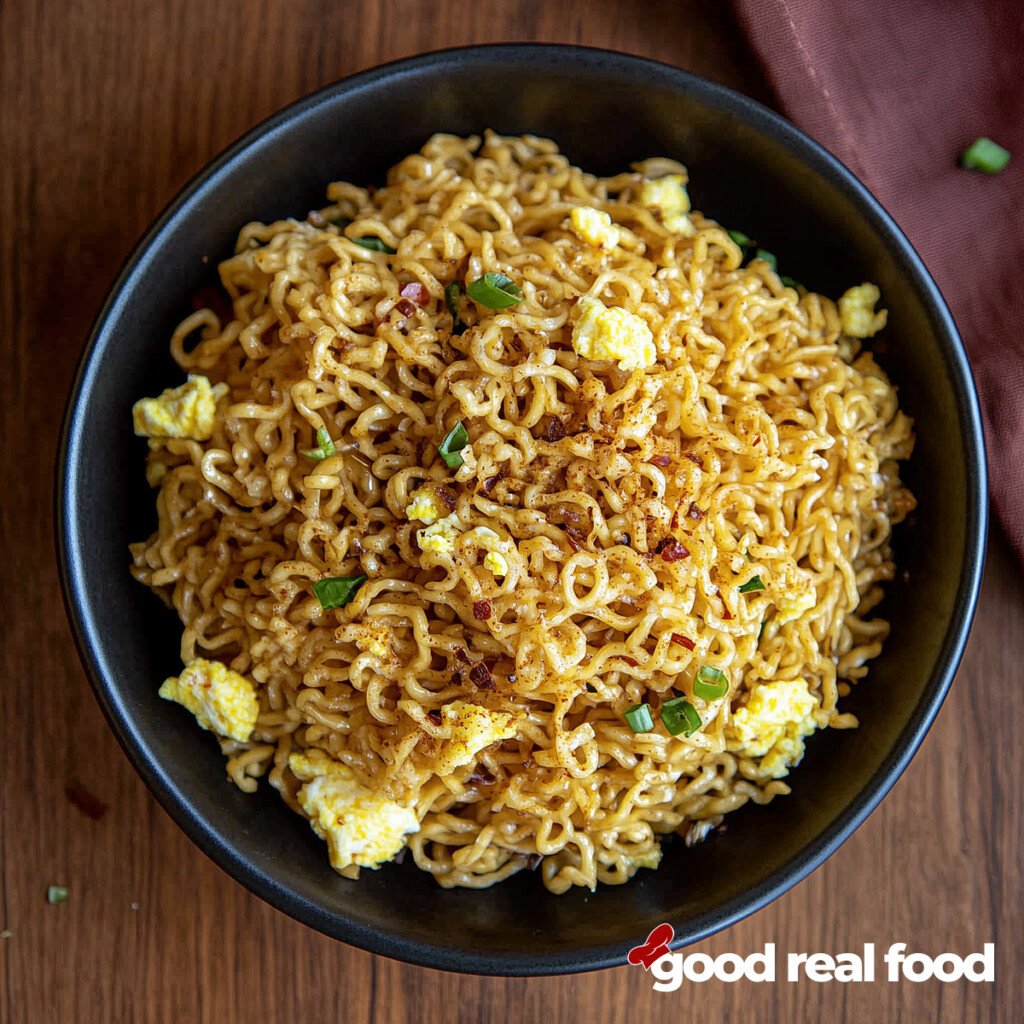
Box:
[960,137,1011,174]
[301,426,336,461]
[353,236,397,254]
[624,702,655,733]
[312,575,367,610]
[738,574,764,594]
[438,421,470,469]
[445,282,467,335]
[661,697,702,737]
[758,618,768,643]
[466,272,522,310]
[694,665,729,701]
[47,886,69,904]
[728,232,790,279]
[780,275,802,289]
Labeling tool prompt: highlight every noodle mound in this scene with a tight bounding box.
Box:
[131,132,915,893]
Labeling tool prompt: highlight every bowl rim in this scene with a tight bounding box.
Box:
[56,41,988,976]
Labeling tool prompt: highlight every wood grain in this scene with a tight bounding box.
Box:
[0,1,1019,1021]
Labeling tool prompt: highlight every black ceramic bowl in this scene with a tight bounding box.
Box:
[57,44,987,975]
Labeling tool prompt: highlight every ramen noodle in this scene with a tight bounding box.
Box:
[130,132,915,893]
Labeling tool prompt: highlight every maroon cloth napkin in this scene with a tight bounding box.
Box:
[732,0,1024,561]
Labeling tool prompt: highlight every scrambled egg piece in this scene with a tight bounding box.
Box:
[638,175,694,235]
[569,206,620,249]
[571,295,656,371]
[290,750,419,871]
[484,551,508,577]
[433,700,517,776]
[159,657,258,742]
[418,513,460,557]
[132,374,229,440]
[468,526,510,578]
[405,486,445,525]
[772,564,817,624]
[726,678,818,779]
[838,283,887,338]
[418,520,510,577]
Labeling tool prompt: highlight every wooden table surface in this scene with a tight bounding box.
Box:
[2,1,1020,1021]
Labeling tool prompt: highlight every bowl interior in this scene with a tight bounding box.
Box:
[59,46,985,974]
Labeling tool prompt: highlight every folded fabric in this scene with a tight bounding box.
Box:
[732,0,1024,561]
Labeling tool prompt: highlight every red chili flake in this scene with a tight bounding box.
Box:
[395,298,416,318]
[480,467,507,495]
[752,435,762,446]
[64,781,109,821]
[687,503,706,523]
[437,485,457,512]
[670,633,696,651]
[565,525,587,552]
[722,606,733,620]
[621,656,639,668]
[473,600,492,621]
[684,452,703,467]
[654,537,672,554]
[468,765,496,785]
[307,209,327,227]
[426,709,442,726]
[469,663,495,690]
[545,417,566,442]
[660,541,690,563]
[400,281,430,307]
[649,454,671,468]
